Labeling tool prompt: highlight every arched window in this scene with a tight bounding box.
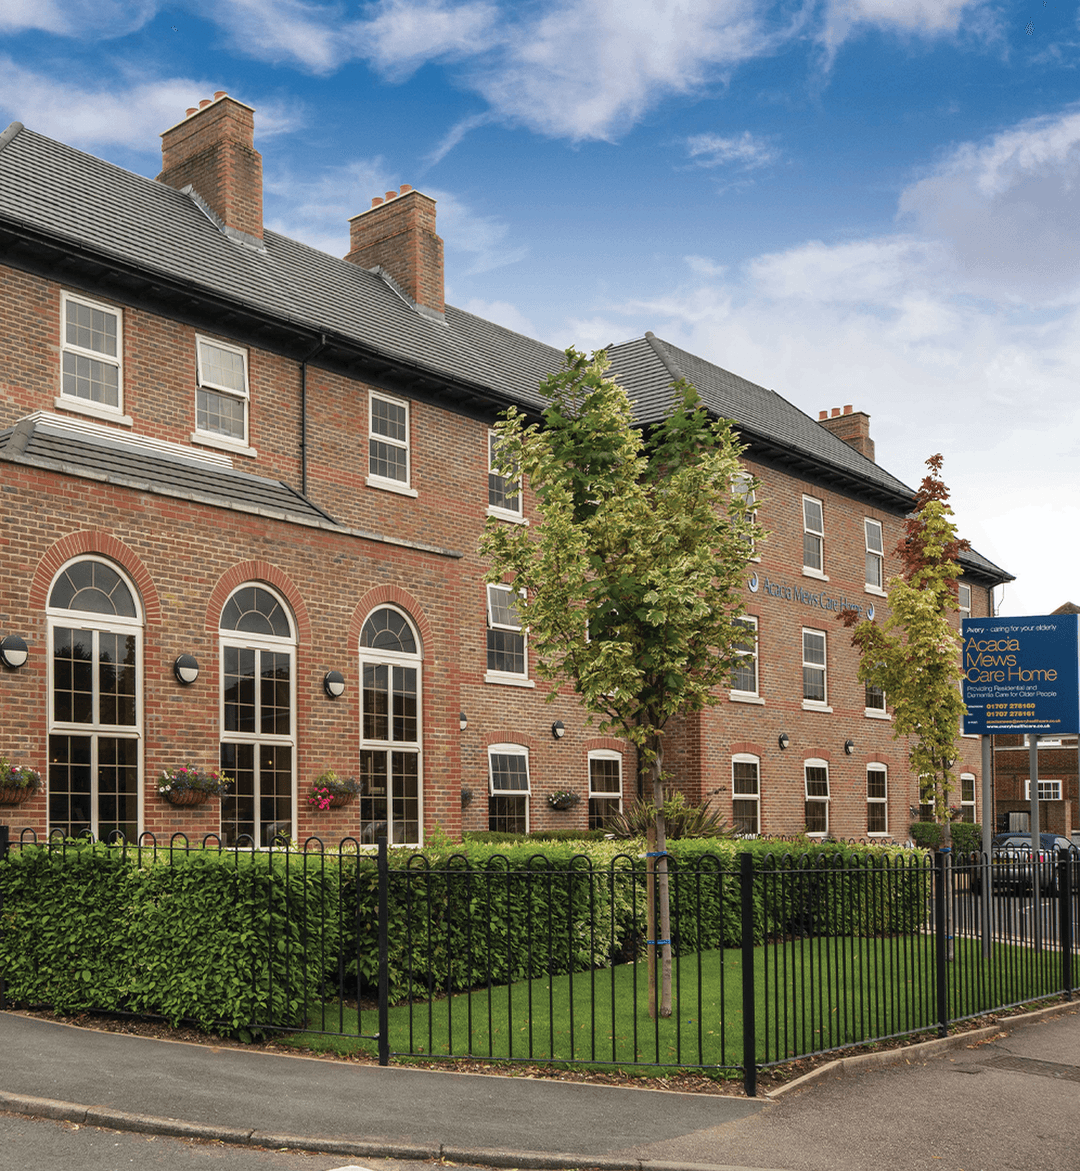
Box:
[732,754,760,836]
[219,584,296,846]
[47,558,142,841]
[588,750,622,829]
[359,607,422,845]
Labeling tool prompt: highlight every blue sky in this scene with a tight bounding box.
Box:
[1,0,1077,616]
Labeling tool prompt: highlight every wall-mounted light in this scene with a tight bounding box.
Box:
[844,739,855,756]
[777,732,789,750]
[459,711,468,732]
[173,654,200,685]
[0,635,28,670]
[552,720,566,740]
[323,670,345,699]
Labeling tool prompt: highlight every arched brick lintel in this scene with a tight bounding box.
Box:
[482,731,540,751]
[205,561,311,641]
[30,531,161,624]
[583,736,631,754]
[731,741,765,759]
[349,585,434,656]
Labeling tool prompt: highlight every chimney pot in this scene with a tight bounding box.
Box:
[186,107,198,117]
[371,196,384,207]
[831,407,841,417]
[385,190,397,201]
[818,410,828,421]
[199,99,212,109]
[843,404,852,415]
[399,183,413,194]
[214,91,227,100]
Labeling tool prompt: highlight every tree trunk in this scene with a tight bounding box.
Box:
[651,738,672,1018]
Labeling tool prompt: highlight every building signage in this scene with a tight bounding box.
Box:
[748,573,874,621]
[961,614,1080,735]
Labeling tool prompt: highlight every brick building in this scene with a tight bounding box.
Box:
[0,95,1011,848]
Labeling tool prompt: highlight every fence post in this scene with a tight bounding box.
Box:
[934,851,948,1038]
[1059,849,1073,1001]
[740,851,757,1098]
[377,836,390,1066]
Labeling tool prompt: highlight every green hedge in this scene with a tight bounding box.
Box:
[0,843,342,1032]
[0,837,929,1028]
[908,821,982,853]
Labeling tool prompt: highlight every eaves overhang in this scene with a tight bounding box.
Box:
[0,214,527,422]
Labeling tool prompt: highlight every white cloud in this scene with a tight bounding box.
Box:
[897,106,1080,304]
[460,298,537,338]
[191,0,359,74]
[359,0,501,80]
[0,0,159,37]
[686,130,778,170]
[430,188,528,274]
[0,57,300,152]
[818,0,995,61]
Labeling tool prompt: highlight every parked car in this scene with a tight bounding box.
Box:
[969,834,1076,896]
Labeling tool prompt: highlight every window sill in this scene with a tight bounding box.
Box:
[55,396,132,428]
[729,693,765,705]
[865,585,887,598]
[367,475,418,498]
[864,708,891,720]
[802,700,833,713]
[802,568,829,582]
[867,831,889,839]
[484,672,536,688]
[961,732,979,739]
[192,431,258,458]
[486,506,528,525]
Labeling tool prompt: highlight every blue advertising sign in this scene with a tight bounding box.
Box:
[961,614,1080,735]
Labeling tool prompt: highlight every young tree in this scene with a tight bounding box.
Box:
[841,454,969,849]
[481,348,760,1016]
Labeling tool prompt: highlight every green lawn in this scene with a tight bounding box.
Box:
[278,934,1065,1072]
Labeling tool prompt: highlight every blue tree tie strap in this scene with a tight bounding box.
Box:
[647,939,671,946]
[645,850,669,858]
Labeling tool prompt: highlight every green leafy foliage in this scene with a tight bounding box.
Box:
[606,788,733,840]
[910,821,982,853]
[842,455,969,844]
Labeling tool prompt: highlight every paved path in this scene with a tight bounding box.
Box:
[2,1005,1079,1170]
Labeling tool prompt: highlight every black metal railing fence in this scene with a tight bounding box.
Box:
[0,830,1076,1097]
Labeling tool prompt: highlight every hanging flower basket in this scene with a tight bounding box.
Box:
[0,785,35,806]
[0,759,42,805]
[548,790,581,812]
[164,788,210,807]
[158,764,232,805]
[308,770,362,812]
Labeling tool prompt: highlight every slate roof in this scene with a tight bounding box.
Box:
[0,413,337,526]
[0,120,1012,583]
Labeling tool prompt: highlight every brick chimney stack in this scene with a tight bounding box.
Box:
[346,187,444,317]
[158,93,263,246]
[818,404,875,462]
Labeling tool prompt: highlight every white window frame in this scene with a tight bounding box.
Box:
[732,472,758,560]
[1024,778,1063,802]
[485,583,534,687]
[802,495,826,579]
[58,291,130,425]
[802,628,831,711]
[219,584,297,848]
[193,335,254,453]
[488,744,530,833]
[804,759,830,837]
[588,750,623,829]
[487,429,524,521]
[958,582,971,619]
[358,606,424,848]
[46,557,143,842]
[367,391,417,497]
[865,680,889,719]
[732,753,760,836]
[959,772,977,822]
[865,518,885,595]
[867,764,888,837]
[730,615,763,703]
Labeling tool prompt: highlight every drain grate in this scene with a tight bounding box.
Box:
[982,1055,1080,1083]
